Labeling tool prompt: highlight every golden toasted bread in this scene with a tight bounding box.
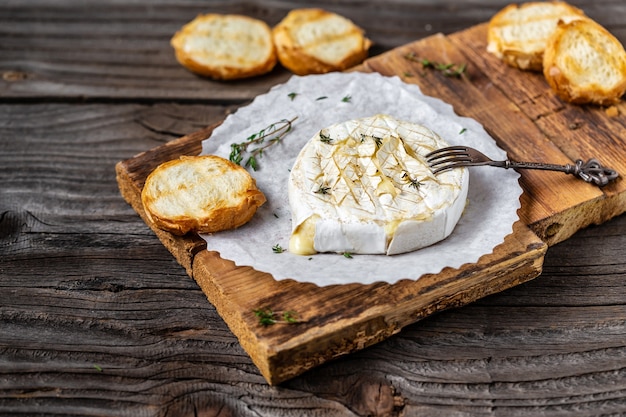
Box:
[170,14,277,80]
[141,155,266,235]
[272,8,372,75]
[487,1,586,71]
[543,18,626,105]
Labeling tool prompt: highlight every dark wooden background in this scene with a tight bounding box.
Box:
[1,1,626,415]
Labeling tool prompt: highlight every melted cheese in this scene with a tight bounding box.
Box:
[288,114,469,255]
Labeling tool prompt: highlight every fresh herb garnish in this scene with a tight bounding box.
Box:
[229,116,297,171]
[253,308,300,326]
[314,184,331,195]
[404,53,467,78]
[343,252,353,259]
[459,127,467,134]
[319,130,333,144]
[316,96,328,101]
[272,244,284,253]
[288,92,298,101]
[360,134,383,148]
[342,95,352,103]
[402,172,423,190]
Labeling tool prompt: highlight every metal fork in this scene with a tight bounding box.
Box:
[426,146,619,187]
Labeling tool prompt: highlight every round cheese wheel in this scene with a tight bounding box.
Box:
[288,114,469,256]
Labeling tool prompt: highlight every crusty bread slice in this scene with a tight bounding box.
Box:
[272,8,371,75]
[141,155,266,235]
[487,1,586,71]
[170,14,277,80]
[543,18,626,105]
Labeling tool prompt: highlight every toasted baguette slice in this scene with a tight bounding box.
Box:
[487,1,586,71]
[141,155,266,235]
[272,8,372,75]
[171,14,277,80]
[543,18,626,105]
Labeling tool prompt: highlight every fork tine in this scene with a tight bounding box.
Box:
[426,146,471,166]
[425,146,476,174]
[428,155,474,167]
[431,159,486,174]
[430,164,462,174]
[425,146,469,159]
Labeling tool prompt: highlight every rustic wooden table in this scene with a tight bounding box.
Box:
[2,1,626,416]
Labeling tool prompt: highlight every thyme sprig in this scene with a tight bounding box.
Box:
[314,183,331,195]
[319,130,333,144]
[360,134,383,148]
[404,53,466,78]
[253,308,300,326]
[229,116,298,171]
[402,172,423,190]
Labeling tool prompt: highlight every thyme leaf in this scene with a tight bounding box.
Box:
[272,244,284,253]
[229,116,298,171]
[402,172,423,190]
[314,184,331,195]
[253,308,300,326]
[319,130,333,144]
[404,53,467,78]
[360,134,383,148]
[282,311,299,323]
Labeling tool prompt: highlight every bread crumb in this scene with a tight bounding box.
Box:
[605,105,619,117]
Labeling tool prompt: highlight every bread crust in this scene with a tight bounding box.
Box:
[543,19,626,105]
[272,8,371,75]
[487,1,586,71]
[171,14,277,80]
[141,155,266,235]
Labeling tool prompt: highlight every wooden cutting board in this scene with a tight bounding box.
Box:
[116,23,626,385]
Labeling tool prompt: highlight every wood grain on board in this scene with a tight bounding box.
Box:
[116,24,625,384]
[360,23,626,246]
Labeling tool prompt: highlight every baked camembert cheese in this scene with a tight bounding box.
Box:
[288,114,469,256]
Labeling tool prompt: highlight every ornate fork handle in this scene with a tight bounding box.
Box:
[499,159,619,187]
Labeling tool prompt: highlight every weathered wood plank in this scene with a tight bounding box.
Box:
[2,101,626,415]
[2,0,626,414]
[1,0,623,102]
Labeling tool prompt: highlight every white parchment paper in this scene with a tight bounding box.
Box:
[200,72,521,286]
